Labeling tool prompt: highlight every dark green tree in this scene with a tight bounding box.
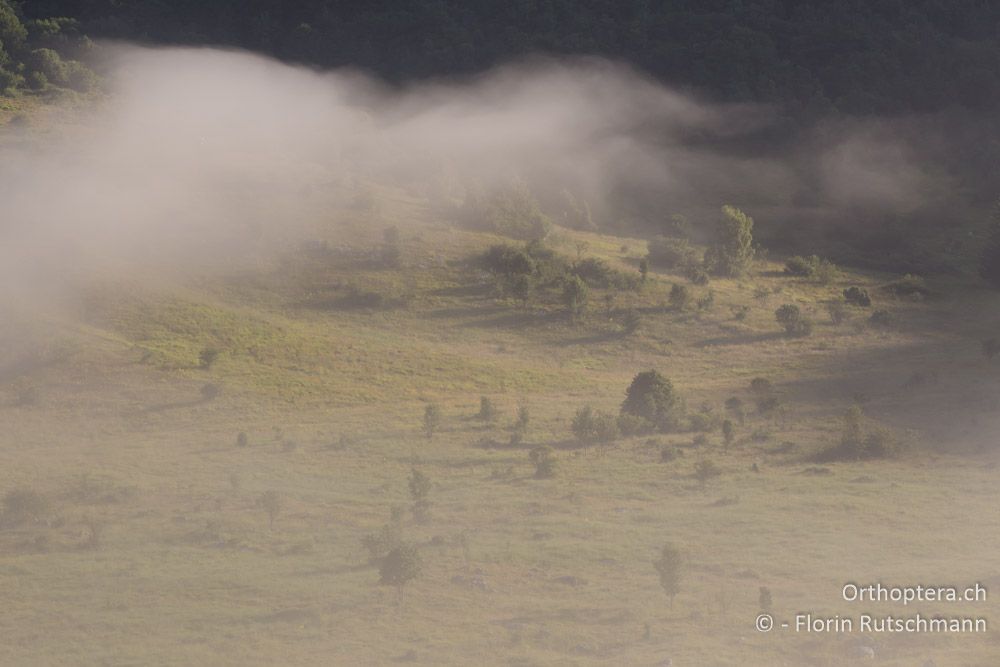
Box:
[704,205,756,277]
[621,370,684,431]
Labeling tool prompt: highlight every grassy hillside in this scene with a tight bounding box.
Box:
[2,175,1000,666]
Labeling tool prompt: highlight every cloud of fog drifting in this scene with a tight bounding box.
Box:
[0,45,957,304]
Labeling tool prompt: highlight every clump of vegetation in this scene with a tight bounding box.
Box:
[362,507,404,563]
[784,255,837,283]
[571,405,619,444]
[775,304,812,336]
[686,263,711,285]
[617,412,653,436]
[423,404,442,440]
[647,236,699,270]
[694,459,722,486]
[704,205,756,277]
[257,491,283,529]
[722,420,735,449]
[408,468,431,522]
[653,542,682,607]
[843,286,872,307]
[198,347,220,369]
[688,403,720,432]
[620,308,642,334]
[826,299,848,324]
[815,404,902,461]
[561,274,589,319]
[236,431,249,448]
[669,283,691,310]
[774,304,811,336]
[477,396,498,423]
[725,396,745,425]
[621,370,685,432]
[885,274,929,298]
[460,180,551,240]
[379,542,422,589]
[512,406,530,442]
[982,338,1000,361]
[529,445,557,478]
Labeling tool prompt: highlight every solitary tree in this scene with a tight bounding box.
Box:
[654,542,683,607]
[704,205,756,277]
[621,370,684,431]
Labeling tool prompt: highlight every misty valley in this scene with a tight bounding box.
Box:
[1,17,1000,667]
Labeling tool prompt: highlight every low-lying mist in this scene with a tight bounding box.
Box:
[0,44,978,307]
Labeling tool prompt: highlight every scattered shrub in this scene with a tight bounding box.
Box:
[775,304,812,336]
[408,468,431,522]
[257,491,283,529]
[423,404,442,440]
[571,405,618,444]
[730,305,750,321]
[236,431,248,448]
[686,265,710,285]
[362,508,403,562]
[783,255,813,276]
[477,396,498,423]
[983,338,1000,361]
[722,420,735,448]
[669,283,691,310]
[696,290,715,311]
[199,347,220,369]
[688,404,720,432]
[694,459,722,485]
[843,286,872,307]
[617,412,653,436]
[379,542,422,588]
[621,308,642,334]
[561,274,589,318]
[653,543,682,606]
[784,255,837,283]
[647,236,698,269]
[725,396,745,424]
[826,300,847,324]
[529,445,557,478]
